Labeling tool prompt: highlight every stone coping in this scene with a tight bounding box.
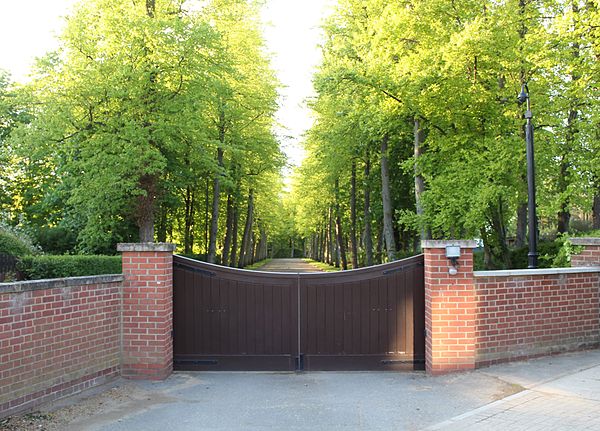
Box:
[0,274,124,294]
[570,237,600,246]
[421,240,479,249]
[117,243,176,252]
[474,266,600,278]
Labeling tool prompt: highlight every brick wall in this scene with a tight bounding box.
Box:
[118,243,175,380]
[474,270,600,366]
[571,238,600,268]
[422,240,478,375]
[0,276,122,417]
[423,238,600,375]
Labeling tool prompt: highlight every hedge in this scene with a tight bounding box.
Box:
[17,255,122,280]
[0,229,35,258]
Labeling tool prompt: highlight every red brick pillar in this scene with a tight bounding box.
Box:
[422,240,478,375]
[570,238,600,267]
[117,243,175,380]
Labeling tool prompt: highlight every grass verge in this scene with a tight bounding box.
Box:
[302,258,342,272]
[243,258,272,270]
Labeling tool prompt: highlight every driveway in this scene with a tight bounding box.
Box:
[251,258,323,273]
[7,350,600,431]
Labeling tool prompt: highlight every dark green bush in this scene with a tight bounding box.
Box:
[509,240,561,269]
[18,255,122,280]
[0,228,36,257]
[35,226,78,255]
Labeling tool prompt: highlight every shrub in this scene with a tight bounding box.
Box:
[35,226,78,255]
[0,226,37,257]
[17,255,122,280]
[509,240,561,269]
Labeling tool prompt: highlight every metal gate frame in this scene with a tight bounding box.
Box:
[173,255,425,371]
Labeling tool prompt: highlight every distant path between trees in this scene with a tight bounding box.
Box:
[251,258,323,273]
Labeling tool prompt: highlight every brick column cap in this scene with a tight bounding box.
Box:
[117,242,176,252]
[570,237,600,246]
[421,240,479,249]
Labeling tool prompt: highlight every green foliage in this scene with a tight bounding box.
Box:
[17,255,122,280]
[34,226,78,255]
[509,241,562,269]
[3,0,284,265]
[0,225,37,257]
[294,0,600,269]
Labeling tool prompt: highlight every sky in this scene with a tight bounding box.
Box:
[0,0,335,168]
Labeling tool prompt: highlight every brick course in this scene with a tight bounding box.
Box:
[474,271,600,366]
[0,276,122,417]
[423,239,600,374]
[1,243,175,417]
[571,238,600,268]
[423,241,478,375]
[118,243,175,380]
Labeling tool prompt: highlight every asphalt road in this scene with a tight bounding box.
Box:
[38,350,600,431]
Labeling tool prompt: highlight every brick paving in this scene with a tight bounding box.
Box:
[427,363,600,431]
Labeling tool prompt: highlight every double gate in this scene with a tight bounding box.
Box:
[173,255,425,371]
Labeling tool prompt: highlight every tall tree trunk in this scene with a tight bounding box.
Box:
[558,2,581,234]
[254,225,266,262]
[328,207,335,265]
[515,203,527,248]
[204,178,210,255]
[183,186,195,253]
[335,179,348,270]
[238,189,254,268]
[137,0,157,242]
[380,134,397,261]
[208,145,224,263]
[515,0,529,248]
[145,0,155,17]
[593,175,600,230]
[229,201,239,267]
[593,191,600,230]
[363,149,373,266]
[137,174,156,242]
[375,218,384,264]
[321,226,325,262]
[414,118,429,243]
[259,224,268,261]
[156,204,168,243]
[350,161,358,268]
[222,194,234,265]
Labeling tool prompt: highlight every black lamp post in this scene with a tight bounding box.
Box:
[517,83,539,269]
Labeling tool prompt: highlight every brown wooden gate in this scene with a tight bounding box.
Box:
[173,255,425,371]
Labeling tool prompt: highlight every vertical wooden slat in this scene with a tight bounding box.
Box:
[264,285,274,354]
[378,276,387,354]
[334,284,344,353]
[185,269,195,354]
[272,285,282,354]
[325,283,335,354]
[388,273,397,354]
[414,265,426,359]
[369,278,378,354]
[343,283,352,354]
[352,283,361,354]
[405,266,415,355]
